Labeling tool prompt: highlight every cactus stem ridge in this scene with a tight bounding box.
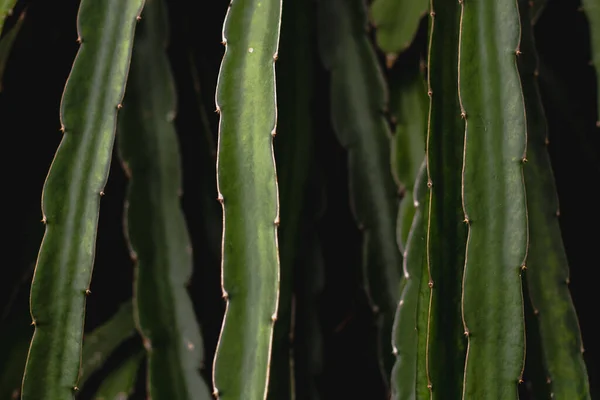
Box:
[423,0,436,396]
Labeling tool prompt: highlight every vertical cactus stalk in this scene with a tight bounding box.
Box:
[582,0,600,126]
[212,0,282,399]
[79,301,136,388]
[269,0,316,397]
[116,0,210,398]
[422,0,468,398]
[369,0,428,66]
[518,1,591,398]
[21,1,145,398]
[389,58,427,252]
[0,0,17,34]
[318,0,404,386]
[0,9,24,91]
[390,160,430,400]
[92,352,144,400]
[458,0,528,398]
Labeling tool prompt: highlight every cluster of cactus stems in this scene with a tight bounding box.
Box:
[0,0,598,398]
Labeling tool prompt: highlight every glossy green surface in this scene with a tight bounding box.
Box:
[458,0,527,397]
[212,0,282,398]
[21,1,145,398]
[518,2,591,398]
[370,0,428,61]
[117,0,210,398]
[318,0,403,385]
[425,0,467,397]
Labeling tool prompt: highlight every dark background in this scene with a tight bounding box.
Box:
[0,0,598,398]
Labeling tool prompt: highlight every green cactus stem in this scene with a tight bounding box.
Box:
[20,1,145,398]
[268,0,316,397]
[369,0,428,66]
[211,0,282,398]
[518,1,591,398]
[582,0,600,126]
[91,352,143,400]
[0,8,24,91]
[79,301,136,389]
[390,160,430,400]
[388,57,427,253]
[318,0,404,386]
[116,0,210,398]
[421,0,468,397]
[0,0,17,34]
[458,0,528,397]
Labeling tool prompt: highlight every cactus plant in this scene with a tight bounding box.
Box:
[1,0,598,399]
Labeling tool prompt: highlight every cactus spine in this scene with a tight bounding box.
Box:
[117,0,210,397]
[211,0,282,398]
[21,1,145,398]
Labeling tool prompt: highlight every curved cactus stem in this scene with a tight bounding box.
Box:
[390,160,430,400]
[91,351,143,400]
[389,57,427,252]
[582,0,600,126]
[0,8,24,91]
[0,0,17,34]
[116,0,211,398]
[21,1,145,398]
[211,0,282,399]
[79,301,136,389]
[518,1,591,398]
[268,0,316,398]
[369,0,428,65]
[317,0,404,387]
[458,0,528,398]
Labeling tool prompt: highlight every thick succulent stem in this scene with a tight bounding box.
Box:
[20,1,145,398]
[0,0,17,34]
[116,0,210,397]
[581,0,600,126]
[211,0,282,399]
[458,0,528,398]
[268,0,316,397]
[318,0,404,387]
[369,0,428,65]
[0,9,24,91]
[91,351,144,400]
[518,1,591,398]
[390,160,430,400]
[388,56,427,252]
[421,0,468,397]
[79,301,136,389]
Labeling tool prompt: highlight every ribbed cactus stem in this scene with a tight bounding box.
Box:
[211,0,282,399]
[581,0,600,126]
[518,0,591,398]
[458,0,528,397]
[117,0,210,397]
[0,0,17,33]
[20,1,145,398]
